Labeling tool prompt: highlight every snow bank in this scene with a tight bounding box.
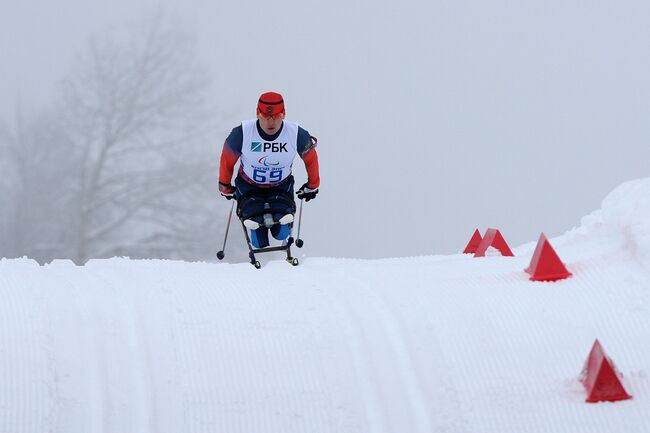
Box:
[564,177,650,268]
[601,178,650,267]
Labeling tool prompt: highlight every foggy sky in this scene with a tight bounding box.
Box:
[2,0,649,259]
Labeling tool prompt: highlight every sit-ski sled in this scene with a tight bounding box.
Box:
[216,198,305,269]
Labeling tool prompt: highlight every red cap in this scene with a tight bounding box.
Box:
[258,92,285,116]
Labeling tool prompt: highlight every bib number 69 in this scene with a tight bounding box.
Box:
[253,168,282,183]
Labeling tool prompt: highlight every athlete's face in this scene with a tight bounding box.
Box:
[257,109,285,135]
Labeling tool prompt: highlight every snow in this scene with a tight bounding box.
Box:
[1,178,650,432]
[572,178,650,270]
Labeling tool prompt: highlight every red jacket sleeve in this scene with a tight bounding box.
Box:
[302,148,320,189]
[219,145,239,186]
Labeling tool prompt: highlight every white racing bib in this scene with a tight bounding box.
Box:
[240,119,299,185]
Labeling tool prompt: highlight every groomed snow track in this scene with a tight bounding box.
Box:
[1,178,650,433]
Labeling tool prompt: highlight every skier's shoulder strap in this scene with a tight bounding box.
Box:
[241,119,257,131]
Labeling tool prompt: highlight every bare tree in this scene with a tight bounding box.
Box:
[61,10,224,263]
[0,108,77,261]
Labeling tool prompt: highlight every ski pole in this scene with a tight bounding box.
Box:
[216,200,235,260]
[295,198,304,248]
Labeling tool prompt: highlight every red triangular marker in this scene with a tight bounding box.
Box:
[463,229,483,254]
[525,233,572,281]
[474,228,514,257]
[580,339,632,403]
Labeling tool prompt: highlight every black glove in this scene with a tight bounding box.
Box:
[296,183,318,202]
[219,182,235,200]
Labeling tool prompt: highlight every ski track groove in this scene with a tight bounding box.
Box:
[102,262,186,433]
[312,261,468,433]
[345,270,435,433]
[0,265,50,433]
[320,275,389,433]
[369,263,472,433]
[123,292,156,433]
[76,268,109,433]
[44,263,110,433]
[170,265,336,433]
